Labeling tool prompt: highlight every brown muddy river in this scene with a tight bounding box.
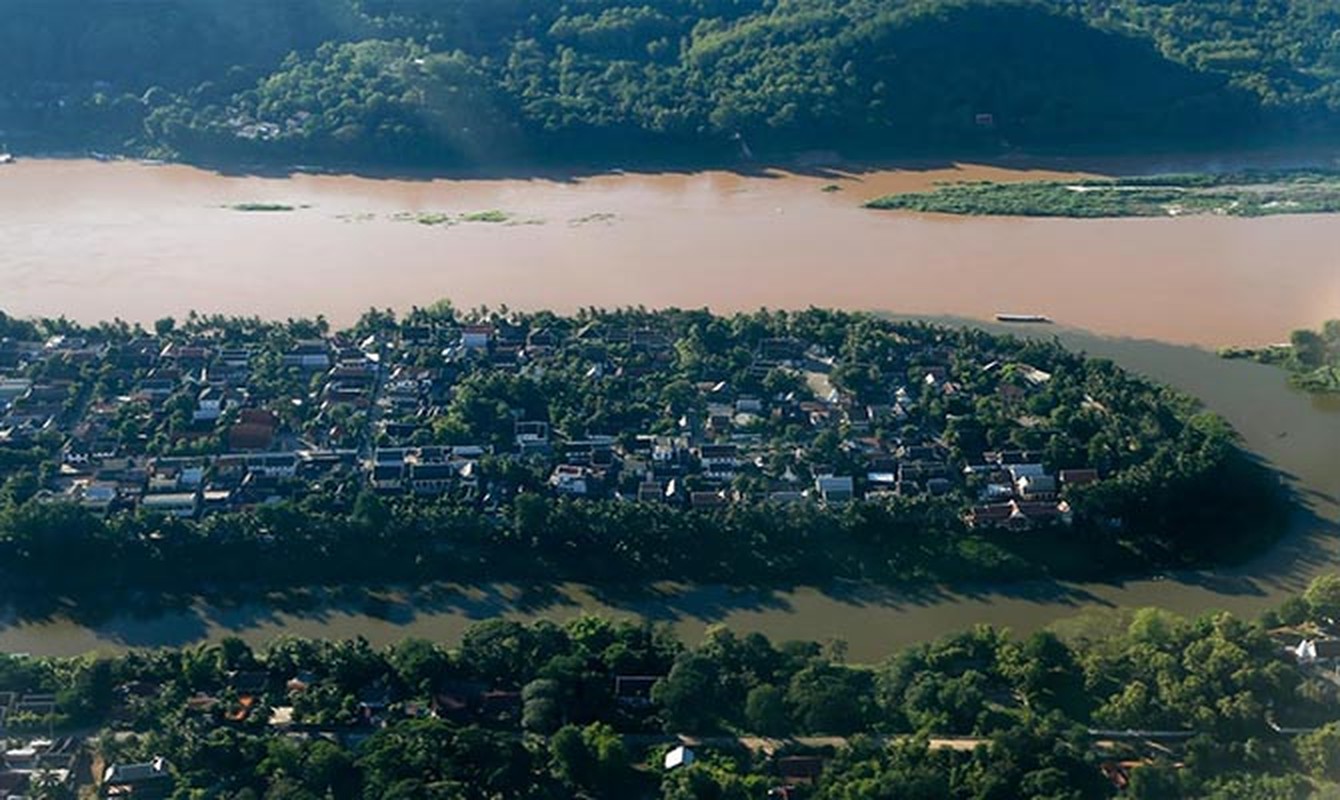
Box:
[0,157,1337,660]
[3,157,1339,346]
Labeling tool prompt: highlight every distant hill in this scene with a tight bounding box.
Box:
[3,0,1338,166]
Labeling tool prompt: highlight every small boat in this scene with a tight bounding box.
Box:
[995,313,1052,324]
[0,153,14,165]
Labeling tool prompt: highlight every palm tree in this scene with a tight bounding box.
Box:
[29,769,75,800]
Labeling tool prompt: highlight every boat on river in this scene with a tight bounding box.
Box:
[995,313,1052,324]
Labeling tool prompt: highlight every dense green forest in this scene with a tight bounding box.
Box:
[3,0,1339,167]
[9,576,1340,798]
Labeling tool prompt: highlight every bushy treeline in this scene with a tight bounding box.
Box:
[1223,319,1340,394]
[4,0,1338,166]
[13,576,1340,798]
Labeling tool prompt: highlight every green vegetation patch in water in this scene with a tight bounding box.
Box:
[461,209,511,223]
[1222,320,1340,393]
[389,210,530,226]
[867,170,1340,218]
[228,202,296,212]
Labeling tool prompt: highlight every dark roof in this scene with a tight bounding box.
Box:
[228,670,268,694]
[0,773,29,795]
[614,675,663,697]
[777,756,824,780]
[105,758,172,785]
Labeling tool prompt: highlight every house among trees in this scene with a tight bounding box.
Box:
[664,745,695,770]
[103,757,173,798]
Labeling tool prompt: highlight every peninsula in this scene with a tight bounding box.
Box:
[0,306,1282,601]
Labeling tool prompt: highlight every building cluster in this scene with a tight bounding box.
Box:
[0,735,77,798]
[0,316,1103,528]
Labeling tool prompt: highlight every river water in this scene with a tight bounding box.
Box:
[0,157,1337,660]
[3,157,1339,346]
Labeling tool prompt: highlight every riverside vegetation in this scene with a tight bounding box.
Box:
[9,575,1340,798]
[865,171,1340,218]
[7,1,1340,167]
[0,306,1284,602]
[1221,320,1340,394]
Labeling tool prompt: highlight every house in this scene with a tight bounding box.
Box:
[461,324,494,351]
[372,462,406,493]
[926,477,953,497]
[776,755,824,785]
[282,340,330,370]
[1016,474,1057,500]
[697,444,739,479]
[691,490,728,510]
[103,757,173,798]
[242,452,298,479]
[736,396,763,415]
[515,420,551,455]
[229,409,279,451]
[525,327,559,353]
[1060,469,1100,490]
[758,337,804,365]
[614,675,662,708]
[664,746,695,771]
[432,684,487,723]
[1294,639,1340,663]
[550,464,594,496]
[140,492,199,519]
[0,772,28,797]
[192,387,225,423]
[815,475,855,505]
[201,489,233,514]
[75,481,119,511]
[652,437,690,473]
[409,461,454,495]
[1,737,77,794]
[636,481,666,503]
[967,503,1025,531]
[967,500,1071,531]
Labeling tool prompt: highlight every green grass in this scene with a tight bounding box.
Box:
[866,170,1340,218]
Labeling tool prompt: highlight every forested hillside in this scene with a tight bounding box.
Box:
[2,0,1338,167]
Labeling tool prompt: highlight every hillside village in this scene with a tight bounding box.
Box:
[0,308,1111,534]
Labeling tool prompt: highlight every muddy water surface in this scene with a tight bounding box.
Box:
[3,158,1339,346]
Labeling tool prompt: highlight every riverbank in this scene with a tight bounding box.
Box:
[866,170,1340,218]
[1221,319,1340,393]
[15,140,1340,184]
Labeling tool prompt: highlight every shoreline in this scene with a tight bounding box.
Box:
[10,140,1340,185]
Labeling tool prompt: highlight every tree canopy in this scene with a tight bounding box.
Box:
[6,0,1339,166]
